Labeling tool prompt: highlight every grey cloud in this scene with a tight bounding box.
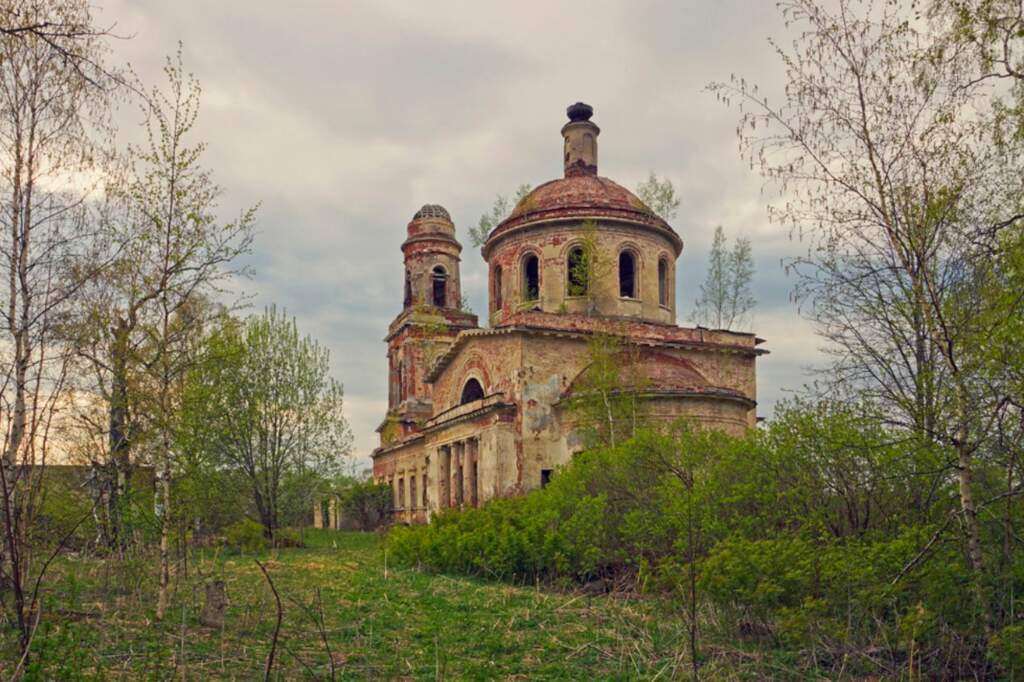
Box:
[98,1,825,462]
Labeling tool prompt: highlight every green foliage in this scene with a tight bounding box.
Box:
[179,306,353,537]
[635,172,680,221]
[467,184,532,247]
[223,519,269,553]
[691,225,755,330]
[566,220,612,311]
[7,531,708,679]
[339,480,392,530]
[563,332,649,448]
[389,403,1021,676]
[989,624,1024,678]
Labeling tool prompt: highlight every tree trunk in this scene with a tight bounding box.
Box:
[953,388,988,632]
[156,458,172,620]
[108,316,131,551]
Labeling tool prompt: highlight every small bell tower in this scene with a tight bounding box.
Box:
[379,205,478,447]
[401,204,463,310]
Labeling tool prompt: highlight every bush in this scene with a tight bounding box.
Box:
[989,624,1024,678]
[223,519,269,553]
[273,527,305,548]
[386,411,1015,678]
[339,480,392,530]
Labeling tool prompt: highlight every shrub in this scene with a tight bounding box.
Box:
[386,411,1019,677]
[989,624,1024,678]
[223,519,269,553]
[273,527,305,548]
[339,480,392,530]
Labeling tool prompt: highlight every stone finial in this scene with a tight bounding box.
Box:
[561,102,599,177]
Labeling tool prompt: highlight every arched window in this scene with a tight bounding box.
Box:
[522,254,539,302]
[492,265,503,311]
[619,250,637,298]
[389,355,398,407]
[583,132,595,158]
[432,265,447,307]
[460,378,485,404]
[567,246,587,296]
[397,361,405,403]
[403,270,412,307]
[658,258,669,306]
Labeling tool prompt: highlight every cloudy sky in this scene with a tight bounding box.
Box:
[96,0,824,464]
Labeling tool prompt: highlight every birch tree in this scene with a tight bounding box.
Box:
[635,172,680,222]
[120,48,254,619]
[691,225,755,330]
[0,0,117,659]
[467,184,531,248]
[711,0,1024,627]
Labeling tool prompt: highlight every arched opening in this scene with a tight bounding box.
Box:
[431,265,447,307]
[567,246,587,296]
[389,355,398,407]
[522,254,539,302]
[460,378,485,404]
[397,361,405,403]
[583,132,595,158]
[658,258,669,306]
[492,265,503,311]
[403,270,412,307]
[619,250,637,298]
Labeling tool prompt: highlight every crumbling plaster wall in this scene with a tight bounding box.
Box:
[485,220,678,327]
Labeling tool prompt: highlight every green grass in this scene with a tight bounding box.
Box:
[9,530,714,681]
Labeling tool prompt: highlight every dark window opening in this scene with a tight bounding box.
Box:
[432,265,447,307]
[541,469,553,488]
[493,265,503,311]
[658,258,669,306]
[389,356,397,407]
[567,247,587,295]
[469,459,478,507]
[619,251,636,298]
[397,361,405,403]
[409,476,417,510]
[460,378,485,404]
[522,254,539,302]
[404,270,412,307]
[398,477,405,509]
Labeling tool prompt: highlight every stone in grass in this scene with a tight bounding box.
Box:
[200,580,227,628]
[580,578,610,596]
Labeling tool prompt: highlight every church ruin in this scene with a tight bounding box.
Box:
[372,103,766,523]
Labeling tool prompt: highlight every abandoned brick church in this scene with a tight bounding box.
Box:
[372,103,765,524]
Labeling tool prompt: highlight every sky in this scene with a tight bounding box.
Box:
[96,0,825,466]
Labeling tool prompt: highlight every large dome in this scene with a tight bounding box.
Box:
[482,175,682,257]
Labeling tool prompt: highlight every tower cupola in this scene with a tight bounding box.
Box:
[562,102,599,177]
[401,204,463,310]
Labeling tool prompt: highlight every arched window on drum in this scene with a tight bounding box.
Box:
[521,254,540,303]
[658,257,670,307]
[619,250,637,299]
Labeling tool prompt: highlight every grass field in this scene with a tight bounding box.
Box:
[6,530,718,681]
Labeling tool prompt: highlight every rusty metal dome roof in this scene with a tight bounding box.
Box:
[412,204,451,221]
[481,175,681,257]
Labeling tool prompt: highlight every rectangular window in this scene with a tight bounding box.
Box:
[541,469,553,488]
[398,477,405,509]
